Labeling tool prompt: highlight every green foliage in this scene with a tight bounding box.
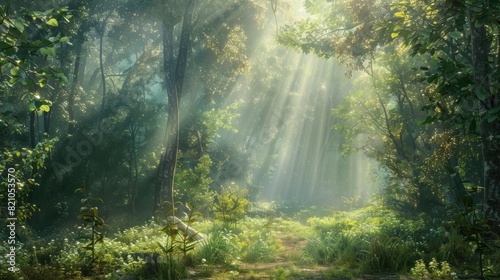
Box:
[278,0,388,73]
[175,155,215,213]
[196,228,238,265]
[439,228,472,264]
[272,265,300,280]
[75,188,106,272]
[303,232,364,267]
[0,2,70,90]
[242,233,276,263]
[411,258,454,280]
[363,235,415,273]
[303,203,446,274]
[202,101,242,141]
[155,203,203,279]
[447,195,499,279]
[213,183,250,227]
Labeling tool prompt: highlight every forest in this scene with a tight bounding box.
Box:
[1,0,500,279]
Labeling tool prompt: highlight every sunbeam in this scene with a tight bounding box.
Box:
[214,23,380,206]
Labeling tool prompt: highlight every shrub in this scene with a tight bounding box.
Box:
[213,183,250,227]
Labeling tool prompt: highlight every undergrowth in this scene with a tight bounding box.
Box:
[1,200,499,279]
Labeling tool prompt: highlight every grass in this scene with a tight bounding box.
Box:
[1,200,499,279]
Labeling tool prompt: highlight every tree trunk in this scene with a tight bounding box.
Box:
[29,110,36,148]
[68,27,86,134]
[468,8,500,232]
[99,25,107,115]
[154,0,196,213]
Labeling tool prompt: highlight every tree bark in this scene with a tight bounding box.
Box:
[154,0,196,213]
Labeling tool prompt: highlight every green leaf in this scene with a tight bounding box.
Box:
[394,11,405,18]
[10,67,20,77]
[75,188,86,194]
[13,19,24,32]
[59,36,69,42]
[0,41,12,51]
[418,115,436,125]
[476,88,487,101]
[447,31,462,40]
[391,32,399,39]
[40,47,56,56]
[39,104,50,112]
[419,30,431,38]
[38,78,46,88]
[28,101,37,111]
[487,114,497,123]
[46,18,58,27]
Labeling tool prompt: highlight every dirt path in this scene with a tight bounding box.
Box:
[189,234,332,279]
[188,234,407,279]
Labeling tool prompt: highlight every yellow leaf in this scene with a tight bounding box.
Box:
[46,18,58,27]
[394,11,405,18]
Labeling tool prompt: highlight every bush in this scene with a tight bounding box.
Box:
[213,183,250,227]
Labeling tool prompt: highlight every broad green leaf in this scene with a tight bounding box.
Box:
[419,30,430,38]
[0,41,12,50]
[476,88,486,101]
[39,104,50,112]
[46,18,58,27]
[40,47,56,56]
[13,19,24,32]
[447,31,462,40]
[28,101,37,111]
[488,106,500,115]
[418,115,436,125]
[59,36,69,42]
[394,11,405,18]
[10,67,20,76]
[38,78,46,88]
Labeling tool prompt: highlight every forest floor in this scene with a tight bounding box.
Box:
[187,234,408,280]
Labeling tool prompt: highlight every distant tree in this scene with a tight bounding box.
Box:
[279,0,499,227]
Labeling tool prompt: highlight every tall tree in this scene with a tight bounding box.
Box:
[154,0,196,211]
